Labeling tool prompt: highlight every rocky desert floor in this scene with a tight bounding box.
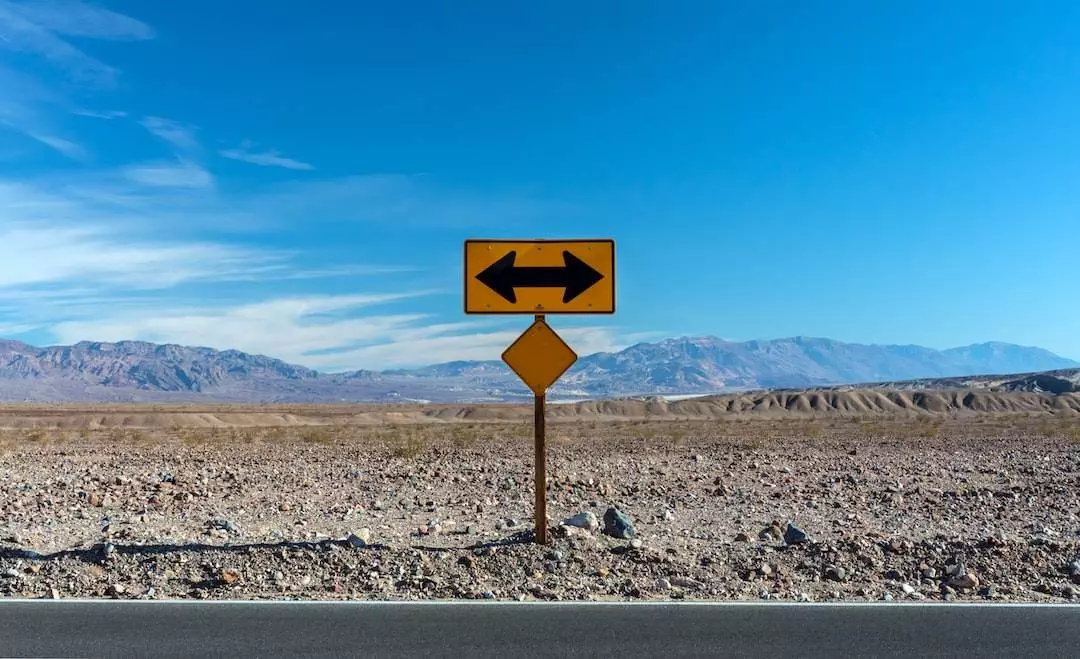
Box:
[0,406,1078,603]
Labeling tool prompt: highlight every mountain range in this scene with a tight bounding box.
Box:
[0,336,1075,403]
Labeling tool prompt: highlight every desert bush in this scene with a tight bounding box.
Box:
[390,429,428,459]
[450,426,478,450]
[299,427,334,445]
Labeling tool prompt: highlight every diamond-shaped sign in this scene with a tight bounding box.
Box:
[502,318,578,396]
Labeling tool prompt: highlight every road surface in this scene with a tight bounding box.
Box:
[0,601,1076,658]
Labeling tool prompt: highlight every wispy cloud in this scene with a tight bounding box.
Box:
[122,160,213,189]
[72,108,127,119]
[139,116,201,155]
[0,1,153,157]
[6,0,154,42]
[221,140,314,171]
[47,293,443,369]
[42,291,637,370]
[0,0,152,86]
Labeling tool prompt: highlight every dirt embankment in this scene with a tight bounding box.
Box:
[0,389,1076,429]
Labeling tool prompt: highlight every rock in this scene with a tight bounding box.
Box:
[88,492,103,507]
[663,509,676,522]
[670,576,704,589]
[630,539,643,549]
[49,588,60,600]
[221,569,240,584]
[494,520,506,531]
[505,518,519,529]
[901,583,916,595]
[483,590,495,600]
[563,511,599,532]
[208,519,239,535]
[759,524,783,542]
[602,508,635,539]
[734,532,752,542]
[824,565,847,582]
[783,522,809,545]
[758,563,773,577]
[949,572,980,591]
[347,529,370,548]
[459,555,475,568]
[108,584,126,596]
[300,575,313,587]
[655,578,672,590]
[2,568,19,579]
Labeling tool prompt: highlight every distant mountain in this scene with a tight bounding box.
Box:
[553,337,1079,396]
[0,336,1073,403]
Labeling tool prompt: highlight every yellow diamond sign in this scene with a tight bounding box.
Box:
[502,318,578,396]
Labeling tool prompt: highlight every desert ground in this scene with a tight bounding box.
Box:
[0,398,1078,603]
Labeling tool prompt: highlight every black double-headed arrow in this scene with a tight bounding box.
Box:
[476,250,604,304]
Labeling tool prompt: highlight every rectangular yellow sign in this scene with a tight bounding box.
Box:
[464,239,615,314]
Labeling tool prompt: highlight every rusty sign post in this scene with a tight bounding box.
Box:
[465,239,615,544]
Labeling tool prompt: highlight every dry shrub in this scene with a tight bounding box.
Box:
[299,427,334,445]
[450,426,478,450]
[23,428,47,443]
[389,429,428,459]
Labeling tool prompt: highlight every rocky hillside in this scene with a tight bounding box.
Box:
[0,336,1074,403]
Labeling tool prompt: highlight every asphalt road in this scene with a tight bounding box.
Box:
[0,601,1076,658]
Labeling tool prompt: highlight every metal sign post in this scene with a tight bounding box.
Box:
[464,239,616,544]
[533,367,547,543]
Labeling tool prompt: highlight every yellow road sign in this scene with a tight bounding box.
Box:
[502,318,578,396]
[464,239,614,314]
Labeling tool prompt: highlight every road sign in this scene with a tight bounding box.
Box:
[464,239,615,314]
[502,317,578,396]
[464,237,615,545]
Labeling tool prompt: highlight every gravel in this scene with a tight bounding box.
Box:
[0,419,1077,602]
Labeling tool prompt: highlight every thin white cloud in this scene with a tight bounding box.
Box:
[139,116,200,154]
[0,222,278,289]
[8,0,154,41]
[22,131,85,158]
[0,0,153,87]
[122,160,213,189]
[0,1,152,157]
[0,69,83,157]
[72,108,127,119]
[48,293,443,368]
[221,141,314,171]
[44,303,639,371]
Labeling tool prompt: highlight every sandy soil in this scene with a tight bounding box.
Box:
[0,414,1078,603]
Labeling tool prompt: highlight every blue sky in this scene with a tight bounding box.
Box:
[1,0,1079,370]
